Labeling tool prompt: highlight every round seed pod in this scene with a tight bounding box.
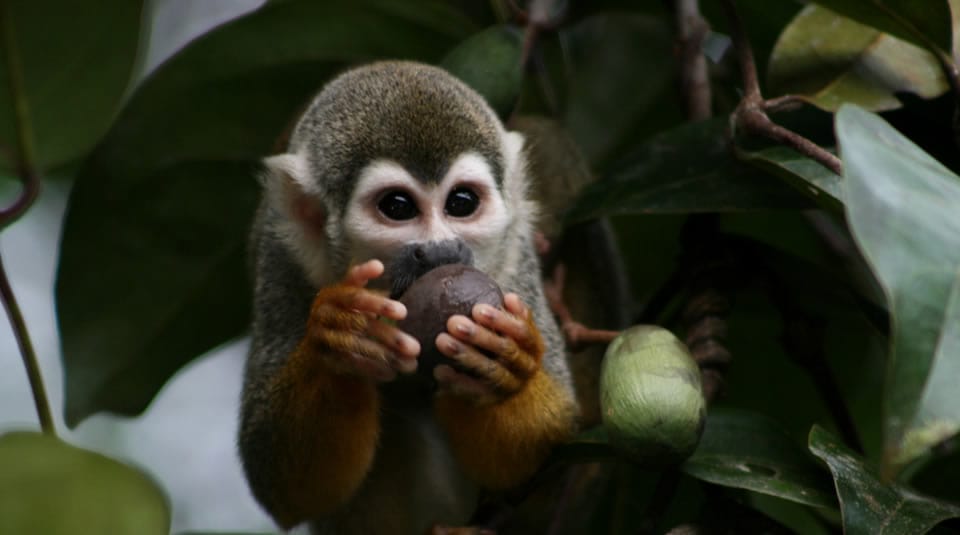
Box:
[600,325,707,464]
[397,264,504,379]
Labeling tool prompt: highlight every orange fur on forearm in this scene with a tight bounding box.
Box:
[435,313,577,489]
[435,369,577,489]
[267,336,381,528]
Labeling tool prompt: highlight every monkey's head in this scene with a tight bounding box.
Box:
[261,61,535,296]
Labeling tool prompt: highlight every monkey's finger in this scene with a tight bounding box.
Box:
[313,329,397,382]
[433,363,502,406]
[494,294,545,356]
[436,333,523,396]
[470,302,532,350]
[320,285,406,320]
[343,259,386,288]
[366,318,420,370]
[447,315,517,359]
[311,303,369,332]
[502,293,531,321]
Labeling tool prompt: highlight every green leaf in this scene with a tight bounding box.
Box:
[736,145,844,212]
[682,409,837,508]
[0,0,144,171]
[809,425,960,534]
[564,118,810,223]
[441,25,523,119]
[900,274,960,468]
[56,0,473,426]
[561,13,676,168]
[806,0,953,54]
[769,5,947,112]
[836,104,960,474]
[0,431,169,535]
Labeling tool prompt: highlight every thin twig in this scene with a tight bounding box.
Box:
[0,0,53,436]
[0,253,54,435]
[674,0,712,120]
[721,0,842,176]
[0,1,41,226]
[543,263,621,351]
[736,106,842,175]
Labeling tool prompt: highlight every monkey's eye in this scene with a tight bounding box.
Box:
[444,187,480,218]
[377,191,419,221]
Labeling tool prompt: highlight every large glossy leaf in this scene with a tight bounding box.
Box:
[564,119,810,223]
[0,0,144,171]
[836,105,960,474]
[0,431,169,534]
[736,145,844,212]
[806,0,953,54]
[56,0,473,426]
[769,5,946,112]
[682,409,837,508]
[809,425,960,534]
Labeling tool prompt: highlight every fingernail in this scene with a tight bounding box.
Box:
[446,339,461,352]
[455,322,473,335]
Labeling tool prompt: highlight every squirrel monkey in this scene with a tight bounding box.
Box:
[238,61,580,533]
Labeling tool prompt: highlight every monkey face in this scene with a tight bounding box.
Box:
[341,152,511,296]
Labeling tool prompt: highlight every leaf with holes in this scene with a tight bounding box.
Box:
[682,409,837,508]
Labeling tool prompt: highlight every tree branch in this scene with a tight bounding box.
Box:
[720,0,842,176]
[674,0,712,120]
[0,0,54,436]
[0,253,54,435]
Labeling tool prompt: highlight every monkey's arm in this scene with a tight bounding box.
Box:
[433,293,578,489]
[239,259,418,529]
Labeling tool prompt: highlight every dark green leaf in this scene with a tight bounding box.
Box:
[56,0,473,426]
[769,5,947,112]
[0,0,144,171]
[682,409,837,508]
[564,119,810,223]
[0,431,169,534]
[836,104,960,473]
[561,13,676,167]
[805,0,953,54]
[736,145,843,212]
[809,425,960,534]
[441,25,523,119]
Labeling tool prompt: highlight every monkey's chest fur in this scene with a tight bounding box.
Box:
[311,398,478,534]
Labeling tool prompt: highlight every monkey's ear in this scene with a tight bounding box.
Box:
[501,131,535,216]
[262,153,326,235]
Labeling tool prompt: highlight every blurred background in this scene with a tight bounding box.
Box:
[0,0,275,532]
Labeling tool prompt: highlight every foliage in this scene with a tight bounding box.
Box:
[2,0,960,533]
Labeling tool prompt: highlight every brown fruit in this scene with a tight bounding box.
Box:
[397,264,504,379]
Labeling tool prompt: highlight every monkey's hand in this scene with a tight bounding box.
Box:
[306,259,421,381]
[433,294,578,489]
[260,260,419,528]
